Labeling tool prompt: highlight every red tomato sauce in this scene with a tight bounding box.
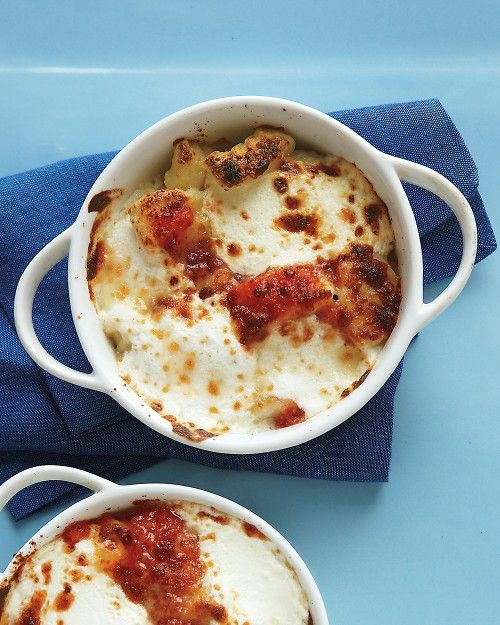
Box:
[61,503,227,625]
[225,265,331,345]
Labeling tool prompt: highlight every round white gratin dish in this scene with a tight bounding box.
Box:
[0,465,328,625]
[14,96,477,453]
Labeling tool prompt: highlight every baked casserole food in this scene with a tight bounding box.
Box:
[87,128,401,441]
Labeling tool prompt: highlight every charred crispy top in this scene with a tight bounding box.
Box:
[224,244,400,347]
[317,243,400,345]
[118,137,400,350]
[205,129,295,189]
[87,127,401,439]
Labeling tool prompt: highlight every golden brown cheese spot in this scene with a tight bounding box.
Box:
[227,242,241,257]
[273,176,289,194]
[197,510,230,525]
[205,128,294,189]
[178,231,241,298]
[387,249,399,273]
[225,265,331,346]
[284,195,301,210]
[279,320,314,346]
[207,380,220,396]
[68,569,83,584]
[151,295,192,321]
[241,522,267,540]
[163,415,215,442]
[151,328,166,339]
[113,283,130,300]
[274,401,306,429]
[77,554,88,567]
[53,583,74,612]
[341,369,371,398]
[15,589,47,625]
[88,188,122,213]
[151,401,163,413]
[340,208,356,224]
[41,562,52,585]
[340,345,359,363]
[318,243,401,346]
[279,160,302,174]
[175,138,195,165]
[86,239,106,282]
[274,213,319,236]
[363,201,387,235]
[355,226,364,237]
[204,604,227,622]
[306,161,340,178]
[130,189,195,253]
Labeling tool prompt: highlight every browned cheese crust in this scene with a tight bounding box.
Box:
[205,128,294,189]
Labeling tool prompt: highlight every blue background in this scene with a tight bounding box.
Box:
[1,2,499,623]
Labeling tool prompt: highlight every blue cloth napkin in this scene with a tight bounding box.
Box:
[0,99,496,520]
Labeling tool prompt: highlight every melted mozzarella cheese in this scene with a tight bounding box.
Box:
[1,503,309,625]
[204,151,393,276]
[99,299,257,434]
[256,316,378,418]
[88,131,398,438]
[0,538,152,625]
[178,503,309,625]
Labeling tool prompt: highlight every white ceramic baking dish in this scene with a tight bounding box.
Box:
[14,96,477,453]
[0,465,328,624]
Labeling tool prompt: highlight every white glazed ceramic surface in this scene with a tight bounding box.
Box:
[14,97,478,453]
[0,466,328,625]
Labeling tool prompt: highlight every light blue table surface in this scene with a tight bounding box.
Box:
[1,2,499,624]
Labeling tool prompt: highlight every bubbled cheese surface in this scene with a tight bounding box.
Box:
[0,501,309,625]
[87,130,399,440]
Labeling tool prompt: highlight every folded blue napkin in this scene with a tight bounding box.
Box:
[0,99,496,520]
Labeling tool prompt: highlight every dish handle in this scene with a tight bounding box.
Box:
[14,226,104,391]
[0,466,115,513]
[387,155,478,332]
